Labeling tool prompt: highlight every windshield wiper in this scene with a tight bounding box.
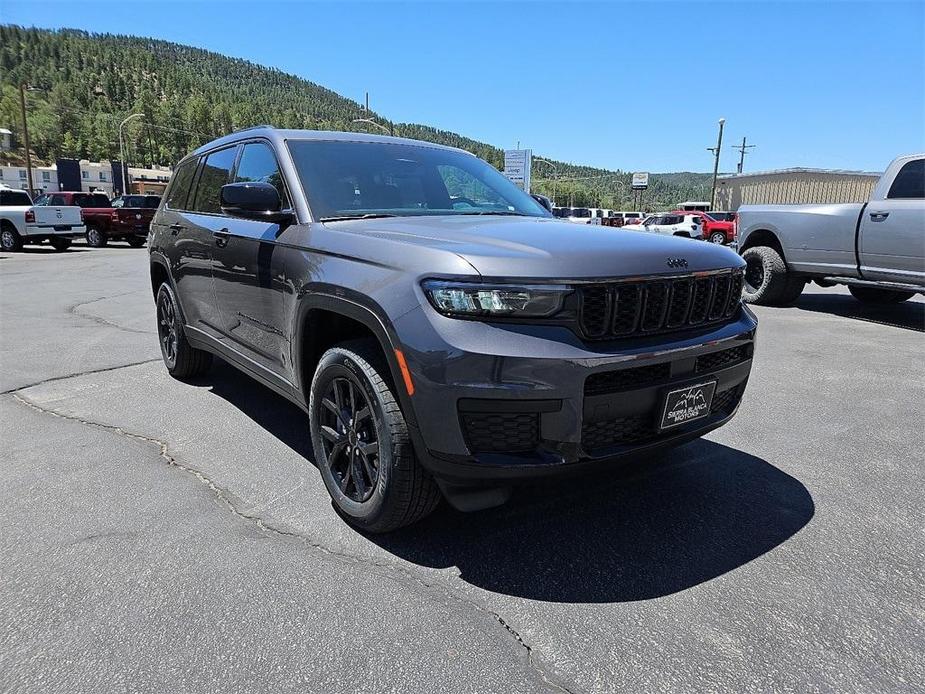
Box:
[320,213,399,222]
[454,211,527,216]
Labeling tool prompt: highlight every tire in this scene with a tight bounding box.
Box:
[49,237,72,252]
[0,223,23,252]
[742,245,805,306]
[309,339,441,533]
[709,231,727,244]
[86,226,108,247]
[127,236,147,248]
[155,282,212,379]
[848,286,915,304]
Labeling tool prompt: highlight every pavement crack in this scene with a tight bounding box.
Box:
[11,390,583,694]
[67,290,154,335]
[1,359,160,395]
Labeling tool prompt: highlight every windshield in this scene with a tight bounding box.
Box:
[287,140,549,221]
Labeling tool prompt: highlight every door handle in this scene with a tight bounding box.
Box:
[169,223,184,235]
[213,228,230,248]
[869,211,889,221]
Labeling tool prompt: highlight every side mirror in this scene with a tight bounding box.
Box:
[221,182,293,224]
[530,193,553,213]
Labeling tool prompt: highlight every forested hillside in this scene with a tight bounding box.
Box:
[0,25,714,209]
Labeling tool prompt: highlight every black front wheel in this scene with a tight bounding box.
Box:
[49,237,72,252]
[127,236,147,248]
[155,283,212,379]
[309,340,440,532]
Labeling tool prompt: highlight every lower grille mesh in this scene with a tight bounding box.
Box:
[461,412,539,453]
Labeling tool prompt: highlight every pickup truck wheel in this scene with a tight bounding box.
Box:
[86,226,108,248]
[742,246,804,305]
[309,340,441,533]
[155,283,212,379]
[709,231,727,244]
[127,237,147,248]
[49,237,72,252]
[848,286,915,304]
[0,223,23,252]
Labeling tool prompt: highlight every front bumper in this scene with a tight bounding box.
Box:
[395,303,758,484]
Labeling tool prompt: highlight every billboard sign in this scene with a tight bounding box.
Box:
[632,172,649,190]
[504,149,532,192]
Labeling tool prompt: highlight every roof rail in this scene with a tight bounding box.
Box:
[233,124,275,133]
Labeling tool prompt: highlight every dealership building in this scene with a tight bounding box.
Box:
[714,167,881,210]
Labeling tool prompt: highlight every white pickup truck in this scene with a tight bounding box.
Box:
[737,153,924,305]
[0,186,86,252]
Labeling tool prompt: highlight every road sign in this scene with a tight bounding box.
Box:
[504,149,532,193]
[632,172,649,190]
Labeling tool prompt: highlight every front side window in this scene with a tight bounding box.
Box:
[192,146,238,214]
[887,159,925,199]
[234,142,288,205]
[287,140,548,221]
[165,159,198,210]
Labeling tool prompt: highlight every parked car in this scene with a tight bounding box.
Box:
[0,186,85,252]
[149,127,755,532]
[623,213,705,239]
[34,191,153,247]
[670,210,735,244]
[565,206,594,224]
[737,153,924,305]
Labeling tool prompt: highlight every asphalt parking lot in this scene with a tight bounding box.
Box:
[1,244,923,694]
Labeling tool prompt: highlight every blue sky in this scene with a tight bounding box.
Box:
[2,0,923,172]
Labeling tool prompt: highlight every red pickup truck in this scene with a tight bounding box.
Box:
[32,192,159,247]
[670,210,737,245]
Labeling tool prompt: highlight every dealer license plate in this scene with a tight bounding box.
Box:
[659,381,717,430]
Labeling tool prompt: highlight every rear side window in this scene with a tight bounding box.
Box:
[887,159,925,199]
[0,190,33,206]
[234,142,288,206]
[192,146,238,214]
[165,159,199,211]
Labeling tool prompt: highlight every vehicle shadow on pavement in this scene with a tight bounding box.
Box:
[374,441,815,602]
[201,361,814,604]
[791,294,924,332]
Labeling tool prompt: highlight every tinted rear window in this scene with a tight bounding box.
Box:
[888,159,925,199]
[73,193,111,208]
[165,159,199,211]
[0,190,33,206]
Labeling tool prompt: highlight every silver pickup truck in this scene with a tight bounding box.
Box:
[737,153,924,305]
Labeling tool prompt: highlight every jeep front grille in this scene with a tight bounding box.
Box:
[578,270,744,340]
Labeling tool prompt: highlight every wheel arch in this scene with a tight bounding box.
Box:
[740,228,786,261]
[293,291,418,428]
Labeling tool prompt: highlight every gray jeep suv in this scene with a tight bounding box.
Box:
[149,127,757,532]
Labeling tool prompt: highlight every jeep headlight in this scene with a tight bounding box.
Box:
[422,280,570,318]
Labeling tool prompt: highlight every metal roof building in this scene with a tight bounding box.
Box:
[714,167,881,210]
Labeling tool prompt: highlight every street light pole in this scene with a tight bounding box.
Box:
[534,158,558,204]
[708,117,726,210]
[119,113,144,196]
[18,83,35,195]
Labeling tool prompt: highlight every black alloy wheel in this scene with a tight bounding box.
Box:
[157,289,179,367]
[744,255,765,294]
[318,376,380,503]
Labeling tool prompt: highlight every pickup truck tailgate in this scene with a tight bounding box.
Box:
[30,205,83,227]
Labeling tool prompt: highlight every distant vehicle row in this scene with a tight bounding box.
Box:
[0,186,160,252]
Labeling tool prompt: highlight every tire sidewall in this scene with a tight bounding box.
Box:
[1,225,21,251]
[86,226,105,247]
[309,349,393,522]
[155,283,181,370]
[742,247,774,301]
[710,231,726,244]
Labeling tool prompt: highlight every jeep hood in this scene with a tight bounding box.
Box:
[327,215,743,278]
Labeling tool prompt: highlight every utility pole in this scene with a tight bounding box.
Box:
[733,136,756,174]
[18,83,34,196]
[707,118,726,210]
